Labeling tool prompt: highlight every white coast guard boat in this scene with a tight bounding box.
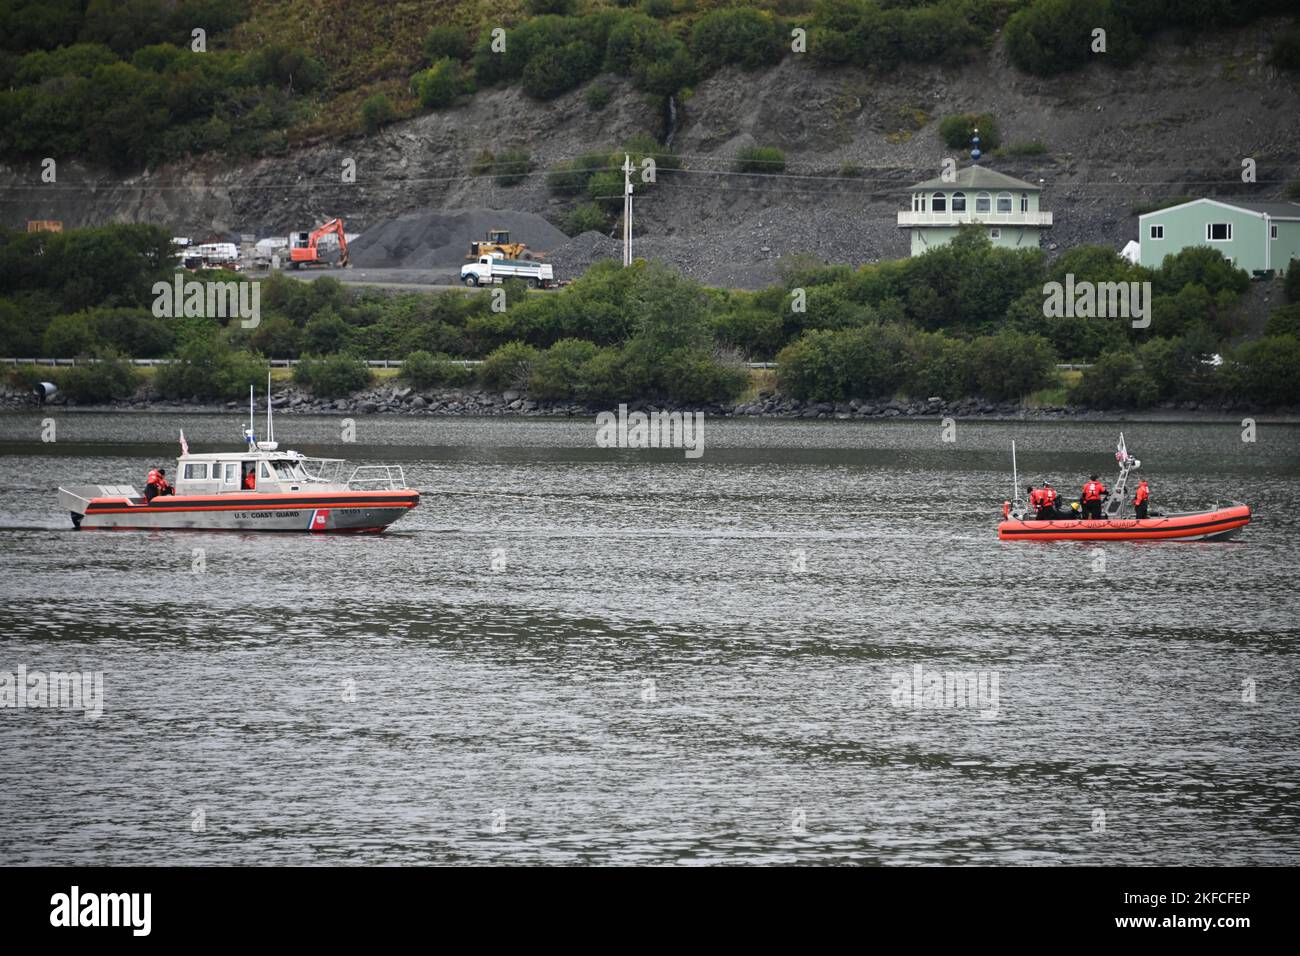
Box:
[57,386,419,533]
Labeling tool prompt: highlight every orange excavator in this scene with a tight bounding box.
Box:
[287,218,349,269]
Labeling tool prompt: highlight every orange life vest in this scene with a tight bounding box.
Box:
[243,471,256,490]
[1082,481,1105,501]
[1028,488,1043,507]
[1042,487,1058,507]
[1134,483,1149,505]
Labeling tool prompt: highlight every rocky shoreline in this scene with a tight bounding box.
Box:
[3,383,1295,422]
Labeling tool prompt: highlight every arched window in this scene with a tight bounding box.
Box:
[951,192,966,212]
[996,192,1012,213]
[975,192,991,213]
[932,192,947,212]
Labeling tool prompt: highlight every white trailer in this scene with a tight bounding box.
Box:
[460,255,555,288]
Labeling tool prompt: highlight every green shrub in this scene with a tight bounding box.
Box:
[1223,336,1300,406]
[547,151,610,195]
[424,25,472,63]
[965,329,1057,400]
[360,93,395,134]
[659,347,750,403]
[155,337,269,400]
[469,150,495,176]
[690,8,784,72]
[640,0,673,18]
[735,145,785,173]
[303,311,352,355]
[493,148,530,187]
[401,350,473,388]
[938,113,1000,151]
[411,58,465,109]
[1265,303,1300,339]
[585,83,611,111]
[1003,140,1046,156]
[564,202,608,235]
[479,341,541,390]
[529,0,576,13]
[530,338,600,399]
[1070,350,1158,407]
[59,355,140,404]
[293,353,372,398]
[522,40,600,100]
[1005,0,1140,76]
[41,307,174,358]
[1286,260,1300,303]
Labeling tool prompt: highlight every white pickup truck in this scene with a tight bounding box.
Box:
[461,255,555,288]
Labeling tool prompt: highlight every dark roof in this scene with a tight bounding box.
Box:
[908,165,1041,192]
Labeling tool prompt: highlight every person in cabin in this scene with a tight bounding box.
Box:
[1133,479,1150,519]
[145,467,172,501]
[1039,481,1059,520]
[1080,474,1107,520]
[243,467,257,490]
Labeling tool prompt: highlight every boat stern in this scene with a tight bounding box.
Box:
[58,485,141,529]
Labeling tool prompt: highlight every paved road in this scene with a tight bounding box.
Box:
[268,267,469,292]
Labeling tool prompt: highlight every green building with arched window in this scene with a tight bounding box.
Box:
[898,165,1052,256]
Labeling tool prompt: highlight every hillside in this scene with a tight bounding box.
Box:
[2,12,1298,289]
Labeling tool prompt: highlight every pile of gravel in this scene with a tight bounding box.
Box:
[349,207,568,270]
[543,230,622,280]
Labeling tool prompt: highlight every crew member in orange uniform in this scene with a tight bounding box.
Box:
[145,467,172,501]
[1081,475,1107,520]
[1133,479,1150,519]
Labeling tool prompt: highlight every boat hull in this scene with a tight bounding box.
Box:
[60,488,419,534]
[998,503,1250,542]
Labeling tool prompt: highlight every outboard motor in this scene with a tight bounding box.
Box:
[33,381,57,403]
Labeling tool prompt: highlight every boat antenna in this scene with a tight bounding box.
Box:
[265,371,274,445]
[1011,440,1019,508]
[246,385,256,448]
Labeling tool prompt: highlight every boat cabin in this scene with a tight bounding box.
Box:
[171,448,345,496]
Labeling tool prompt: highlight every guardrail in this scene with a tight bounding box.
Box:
[3,357,1095,371]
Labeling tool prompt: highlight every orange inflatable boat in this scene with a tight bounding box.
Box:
[998,433,1251,542]
[998,502,1251,541]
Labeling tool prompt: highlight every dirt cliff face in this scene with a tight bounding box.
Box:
[2,20,1296,289]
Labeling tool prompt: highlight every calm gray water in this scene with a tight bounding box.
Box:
[0,413,1297,865]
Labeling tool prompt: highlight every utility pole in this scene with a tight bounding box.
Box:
[622,153,634,266]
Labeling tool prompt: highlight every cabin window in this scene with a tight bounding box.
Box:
[1149,224,1164,240]
[259,462,273,479]
[996,192,1012,213]
[931,193,946,212]
[1020,194,1029,212]
[1206,222,1232,241]
[951,192,966,212]
[183,463,207,480]
[223,463,238,483]
[975,192,991,213]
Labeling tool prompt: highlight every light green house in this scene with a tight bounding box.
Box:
[897,165,1052,256]
[1138,198,1300,276]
